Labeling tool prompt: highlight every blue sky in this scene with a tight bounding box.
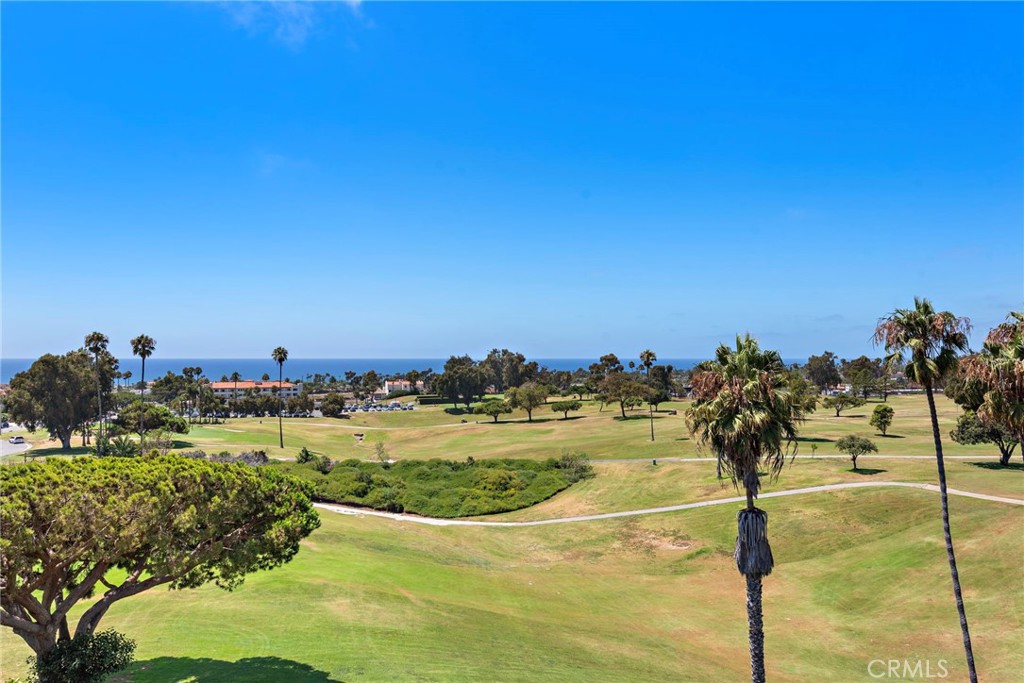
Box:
[2,2,1021,360]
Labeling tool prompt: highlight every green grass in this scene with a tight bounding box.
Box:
[6,394,1001,465]
[490,456,1024,521]
[2,487,1020,682]
[161,394,1001,463]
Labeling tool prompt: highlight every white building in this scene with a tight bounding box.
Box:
[209,380,302,400]
[382,379,425,395]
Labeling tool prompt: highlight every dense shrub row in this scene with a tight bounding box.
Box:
[270,452,593,518]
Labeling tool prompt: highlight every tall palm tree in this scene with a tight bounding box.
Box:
[230,371,242,414]
[640,349,657,441]
[272,347,289,448]
[130,335,156,443]
[686,335,804,683]
[84,332,109,455]
[874,297,976,683]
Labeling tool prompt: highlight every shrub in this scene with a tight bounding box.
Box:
[30,630,135,683]
[296,446,315,464]
[267,453,592,517]
[556,450,595,483]
[104,436,140,458]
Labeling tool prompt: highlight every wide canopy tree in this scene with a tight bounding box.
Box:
[5,351,101,450]
[874,297,977,683]
[0,456,320,664]
[686,334,804,683]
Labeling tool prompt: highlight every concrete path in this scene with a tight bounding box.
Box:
[599,454,1003,463]
[315,481,1024,528]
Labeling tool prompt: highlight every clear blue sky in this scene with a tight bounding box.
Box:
[3,2,1021,360]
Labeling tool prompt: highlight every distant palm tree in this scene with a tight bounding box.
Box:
[123,370,132,390]
[230,371,242,414]
[686,335,804,683]
[130,335,156,443]
[84,332,109,456]
[272,347,289,448]
[640,349,657,441]
[874,297,977,683]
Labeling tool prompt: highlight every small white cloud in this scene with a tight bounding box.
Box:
[221,1,363,49]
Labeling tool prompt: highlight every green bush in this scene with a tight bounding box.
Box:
[269,455,587,517]
[30,630,135,683]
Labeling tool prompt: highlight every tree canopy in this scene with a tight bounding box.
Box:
[820,394,866,417]
[505,382,548,422]
[0,456,320,659]
[835,435,878,470]
[805,351,841,391]
[5,351,108,450]
[474,400,512,423]
[869,404,895,436]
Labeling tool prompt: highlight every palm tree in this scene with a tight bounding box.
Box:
[272,347,289,448]
[123,370,132,391]
[874,297,977,683]
[130,335,155,443]
[230,371,242,414]
[962,312,1024,451]
[84,332,109,456]
[686,335,804,683]
[640,349,657,441]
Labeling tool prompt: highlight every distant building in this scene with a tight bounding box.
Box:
[382,379,425,395]
[209,380,302,400]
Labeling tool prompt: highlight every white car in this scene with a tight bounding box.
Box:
[8,435,25,444]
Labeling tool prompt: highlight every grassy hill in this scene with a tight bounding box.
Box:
[2,483,1020,682]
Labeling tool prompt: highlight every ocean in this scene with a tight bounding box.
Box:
[0,357,811,384]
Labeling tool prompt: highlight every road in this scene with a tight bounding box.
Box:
[315,481,1024,528]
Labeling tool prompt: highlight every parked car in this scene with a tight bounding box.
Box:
[9,435,25,444]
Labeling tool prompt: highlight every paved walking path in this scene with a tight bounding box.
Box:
[315,481,1024,528]
[600,454,999,463]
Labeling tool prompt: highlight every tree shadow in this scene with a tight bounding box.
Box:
[796,437,833,444]
[127,656,345,682]
[24,446,91,458]
[171,440,196,449]
[851,468,887,475]
[612,415,661,422]
[877,434,905,439]
[969,461,1024,472]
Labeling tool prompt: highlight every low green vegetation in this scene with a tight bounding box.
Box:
[269,452,594,517]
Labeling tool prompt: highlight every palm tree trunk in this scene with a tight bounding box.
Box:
[925,383,978,683]
[647,367,655,442]
[139,358,146,446]
[746,574,766,683]
[278,364,284,448]
[94,354,104,456]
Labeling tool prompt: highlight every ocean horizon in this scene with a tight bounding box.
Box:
[1,357,805,384]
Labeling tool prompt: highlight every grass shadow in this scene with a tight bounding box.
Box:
[126,656,345,682]
[969,461,1024,472]
[851,468,888,475]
